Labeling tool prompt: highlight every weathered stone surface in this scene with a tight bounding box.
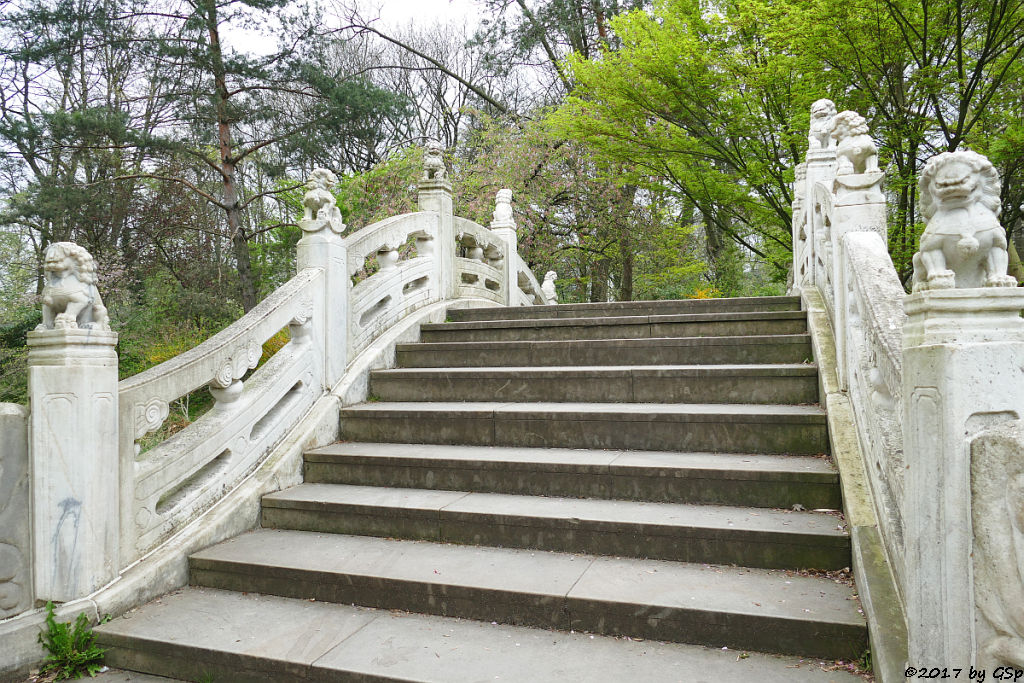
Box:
[0,403,30,619]
[97,587,863,682]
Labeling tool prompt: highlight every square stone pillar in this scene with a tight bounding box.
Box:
[28,328,119,602]
[418,177,455,301]
[902,288,1024,666]
[297,220,347,389]
[803,148,837,289]
[489,189,517,306]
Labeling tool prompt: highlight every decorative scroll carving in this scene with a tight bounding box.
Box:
[913,151,1018,290]
[210,340,261,390]
[422,140,447,181]
[290,298,314,327]
[300,168,344,234]
[541,271,558,304]
[972,420,1024,667]
[37,242,110,331]
[808,99,837,150]
[134,398,169,440]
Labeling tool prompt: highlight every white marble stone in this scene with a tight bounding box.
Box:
[912,151,1018,291]
[831,111,879,176]
[808,99,837,151]
[0,403,31,618]
[541,271,558,304]
[489,189,518,306]
[37,242,110,331]
[902,287,1024,666]
[971,419,1024,669]
[298,168,348,388]
[28,327,119,602]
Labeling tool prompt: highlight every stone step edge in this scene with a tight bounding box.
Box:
[427,310,807,332]
[340,402,827,425]
[397,333,813,352]
[185,532,865,660]
[449,295,802,318]
[370,364,820,378]
[94,587,863,683]
[302,445,837,483]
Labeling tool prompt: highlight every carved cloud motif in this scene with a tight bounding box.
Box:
[971,420,1024,667]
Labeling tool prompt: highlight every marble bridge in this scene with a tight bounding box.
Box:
[1,101,1023,682]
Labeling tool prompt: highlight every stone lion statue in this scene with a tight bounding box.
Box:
[541,271,558,304]
[912,150,1018,290]
[808,99,837,150]
[831,111,878,175]
[302,168,338,222]
[37,242,110,331]
[422,140,447,181]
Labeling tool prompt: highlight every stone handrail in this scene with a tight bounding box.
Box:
[513,253,546,306]
[15,150,543,613]
[793,101,1024,673]
[119,268,322,564]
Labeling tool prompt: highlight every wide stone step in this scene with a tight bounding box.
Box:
[369,364,819,404]
[303,443,841,509]
[422,311,807,343]
[450,295,803,322]
[185,530,866,660]
[260,483,849,569]
[396,334,813,367]
[95,587,862,682]
[339,402,829,455]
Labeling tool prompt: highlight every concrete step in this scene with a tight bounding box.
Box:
[339,402,829,455]
[185,530,866,660]
[260,483,850,569]
[303,443,841,509]
[422,311,807,343]
[95,586,863,682]
[396,334,813,368]
[450,296,803,322]
[369,364,819,404]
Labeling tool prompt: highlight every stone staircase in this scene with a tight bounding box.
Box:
[96,296,867,682]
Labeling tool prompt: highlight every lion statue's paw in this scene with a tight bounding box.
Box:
[986,274,1018,288]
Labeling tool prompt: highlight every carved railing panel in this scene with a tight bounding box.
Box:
[515,255,545,306]
[118,269,322,561]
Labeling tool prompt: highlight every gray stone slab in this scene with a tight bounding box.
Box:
[396,334,814,368]
[97,587,861,683]
[90,670,183,682]
[96,586,377,680]
[447,295,802,321]
[567,556,865,659]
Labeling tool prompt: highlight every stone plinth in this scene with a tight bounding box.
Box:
[902,288,1024,666]
[27,328,119,602]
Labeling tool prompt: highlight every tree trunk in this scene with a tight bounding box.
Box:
[205,0,257,311]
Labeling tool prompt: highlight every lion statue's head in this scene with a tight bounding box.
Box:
[44,242,98,286]
[920,150,1001,220]
[830,111,870,141]
[307,168,337,192]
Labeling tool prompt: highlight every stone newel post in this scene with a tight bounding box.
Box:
[27,242,119,602]
[902,150,1024,666]
[489,189,517,306]
[802,98,839,290]
[417,140,455,300]
[296,168,348,388]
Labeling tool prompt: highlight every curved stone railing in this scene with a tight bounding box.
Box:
[793,101,1024,673]
[15,152,545,618]
[119,269,322,563]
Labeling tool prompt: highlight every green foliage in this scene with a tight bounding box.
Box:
[37,602,106,680]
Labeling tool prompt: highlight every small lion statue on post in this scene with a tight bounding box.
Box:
[808,99,837,150]
[422,140,447,181]
[37,242,110,331]
[912,150,1018,290]
[541,271,558,305]
[302,168,339,222]
[831,111,878,175]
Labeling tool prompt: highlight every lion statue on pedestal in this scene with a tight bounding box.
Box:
[422,140,447,181]
[831,111,878,175]
[541,271,558,305]
[37,242,110,331]
[912,150,1018,291]
[808,99,837,150]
